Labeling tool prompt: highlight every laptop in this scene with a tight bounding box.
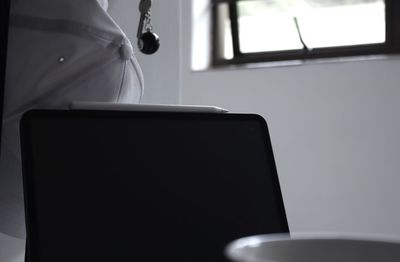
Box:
[20,110,289,262]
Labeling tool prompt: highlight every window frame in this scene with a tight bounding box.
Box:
[211,0,400,66]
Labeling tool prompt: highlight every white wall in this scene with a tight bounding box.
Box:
[111,0,400,237]
[108,0,181,104]
[181,1,400,237]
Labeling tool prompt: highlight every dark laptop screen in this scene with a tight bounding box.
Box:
[21,110,289,262]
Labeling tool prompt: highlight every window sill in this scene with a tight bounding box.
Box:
[192,54,399,73]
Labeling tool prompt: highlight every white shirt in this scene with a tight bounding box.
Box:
[0,0,144,239]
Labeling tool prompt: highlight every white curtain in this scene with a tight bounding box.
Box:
[0,232,25,262]
[0,0,143,241]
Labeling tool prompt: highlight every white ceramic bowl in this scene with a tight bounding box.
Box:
[225,233,400,262]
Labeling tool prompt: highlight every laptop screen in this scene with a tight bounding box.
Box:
[21,110,289,262]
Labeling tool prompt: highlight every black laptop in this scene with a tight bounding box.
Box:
[20,110,289,262]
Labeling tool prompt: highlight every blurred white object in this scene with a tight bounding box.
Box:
[0,232,25,262]
[70,101,229,113]
[226,233,400,262]
[0,0,143,239]
[97,0,109,11]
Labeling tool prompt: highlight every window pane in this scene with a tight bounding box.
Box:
[237,0,386,53]
[219,3,234,59]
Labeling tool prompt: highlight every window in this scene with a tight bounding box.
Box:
[212,0,400,65]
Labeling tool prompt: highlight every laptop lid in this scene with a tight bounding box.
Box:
[20,110,289,262]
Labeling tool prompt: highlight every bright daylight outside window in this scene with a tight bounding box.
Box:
[212,0,400,65]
